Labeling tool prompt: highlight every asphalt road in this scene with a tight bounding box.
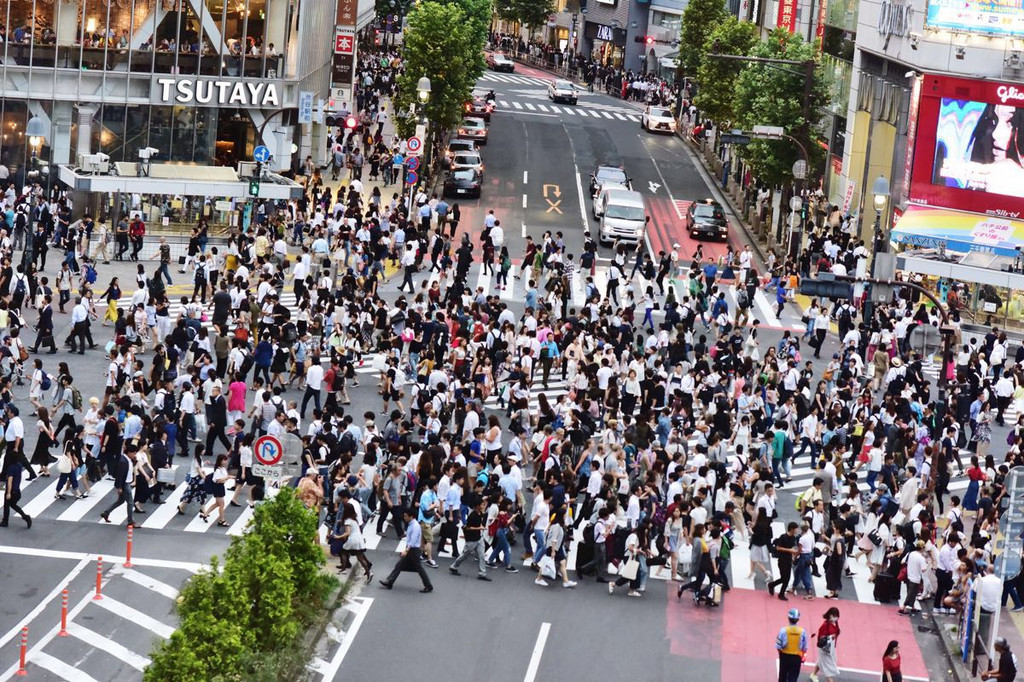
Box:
[0,64,1000,680]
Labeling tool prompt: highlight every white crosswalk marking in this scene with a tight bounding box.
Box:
[537,104,550,112]
[512,101,523,109]
[576,109,589,117]
[56,479,114,522]
[563,107,576,115]
[613,113,627,120]
[499,101,510,107]
[525,103,536,111]
[600,111,614,119]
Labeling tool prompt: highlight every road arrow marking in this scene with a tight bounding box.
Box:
[649,181,661,194]
[543,184,561,198]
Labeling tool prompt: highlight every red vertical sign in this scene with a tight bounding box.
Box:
[777,0,798,33]
[815,0,829,46]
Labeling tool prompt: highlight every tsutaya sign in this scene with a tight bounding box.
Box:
[154,78,281,107]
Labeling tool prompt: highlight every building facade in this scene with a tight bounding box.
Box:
[0,0,373,187]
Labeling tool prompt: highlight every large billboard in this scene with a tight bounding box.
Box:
[926,0,1024,37]
[910,75,1024,219]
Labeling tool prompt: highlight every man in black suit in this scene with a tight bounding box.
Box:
[31,294,56,354]
[100,444,137,526]
[204,384,232,455]
[211,282,232,328]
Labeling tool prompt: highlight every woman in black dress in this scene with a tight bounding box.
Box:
[31,406,56,476]
[824,519,846,599]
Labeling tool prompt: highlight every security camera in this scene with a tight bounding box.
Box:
[904,70,917,78]
[138,147,159,160]
[96,152,109,163]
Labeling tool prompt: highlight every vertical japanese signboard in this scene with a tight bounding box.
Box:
[331,0,357,113]
[777,0,798,33]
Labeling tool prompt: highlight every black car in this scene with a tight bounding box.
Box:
[686,199,728,240]
[443,168,482,198]
[588,164,629,197]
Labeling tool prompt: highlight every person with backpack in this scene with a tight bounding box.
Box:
[52,374,80,440]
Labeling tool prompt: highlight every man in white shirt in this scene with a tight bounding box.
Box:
[301,358,324,419]
[69,296,94,354]
[528,484,550,565]
[899,541,928,614]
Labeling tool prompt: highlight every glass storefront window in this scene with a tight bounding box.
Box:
[651,10,681,32]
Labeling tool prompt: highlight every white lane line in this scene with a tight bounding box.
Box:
[140,481,188,529]
[94,596,176,638]
[66,622,151,671]
[522,193,528,208]
[313,598,373,680]
[524,622,551,682]
[574,171,589,232]
[110,565,181,600]
[523,171,528,184]
[28,651,100,682]
[0,544,204,571]
[227,505,255,536]
[56,479,114,522]
[0,558,89,653]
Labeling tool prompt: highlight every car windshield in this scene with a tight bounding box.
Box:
[649,107,671,117]
[462,120,484,129]
[452,169,477,181]
[597,168,627,185]
[555,81,574,90]
[694,204,724,220]
[605,204,645,221]
[453,155,480,166]
[495,56,510,63]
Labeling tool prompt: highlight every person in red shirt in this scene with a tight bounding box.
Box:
[812,607,841,682]
[882,640,902,682]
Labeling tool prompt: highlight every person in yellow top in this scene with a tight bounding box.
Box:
[775,608,808,682]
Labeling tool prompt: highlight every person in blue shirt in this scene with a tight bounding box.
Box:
[378,507,433,593]
[524,284,538,310]
[417,477,440,569]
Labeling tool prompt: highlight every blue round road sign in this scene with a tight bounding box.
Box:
[406,156,420,171]
[406,170,419,185]
[253,145,271,163]
[254,435,283,465]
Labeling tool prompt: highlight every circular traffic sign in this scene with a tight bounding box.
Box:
[406,136,422,153]
[253,145,271,164]
[406,156,420,171]
[406,170,419,185]
[254,435,283,466]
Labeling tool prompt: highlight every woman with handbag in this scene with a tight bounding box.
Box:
[132,443,156,514]
[331,504,373,581]
[201,454,232,526]
[535,509,577,589]
[609,526,643,598]
[177,445,209,516]
[53,429,87,500]
[812,607,841,682]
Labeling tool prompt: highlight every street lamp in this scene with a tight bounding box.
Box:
[863,175,890,323]
[417,76,431,102]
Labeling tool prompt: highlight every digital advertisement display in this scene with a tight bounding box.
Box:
[909,75,1024,219]
[926,0,1024,37]
[932,98,1024,199]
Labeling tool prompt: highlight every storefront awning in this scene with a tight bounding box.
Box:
[891,204,1024,258]
[57,163,304,201]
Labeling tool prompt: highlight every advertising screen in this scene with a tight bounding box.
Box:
[926,0,1024,37]
[909,75,1024,219]
[932,98,1024,199]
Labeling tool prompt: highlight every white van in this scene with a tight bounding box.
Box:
[598,188,646,245]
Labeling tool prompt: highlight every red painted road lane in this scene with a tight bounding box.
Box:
[646,196,729,264]
[698,588,929,681]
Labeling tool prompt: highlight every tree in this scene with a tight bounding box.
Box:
[678,0,727,76]
[394,2,479,139]
[145,489,334,682]
[694,17,758,123]
[512,0,557,32]
[733,28,831,186]
[435,0,492,54]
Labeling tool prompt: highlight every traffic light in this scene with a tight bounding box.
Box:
[645,35,654,46]
[345,116,358,130]
[798,273,853,301]
[324,115,340,127]
[248,178,260,197]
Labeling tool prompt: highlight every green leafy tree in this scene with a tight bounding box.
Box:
[394,1,479,139]
[145,489,334,682]
[678,0,727,76]
[694,18,758,123]
[512,0,556,32]
[733,28,831,186]
[435,0,492,54]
